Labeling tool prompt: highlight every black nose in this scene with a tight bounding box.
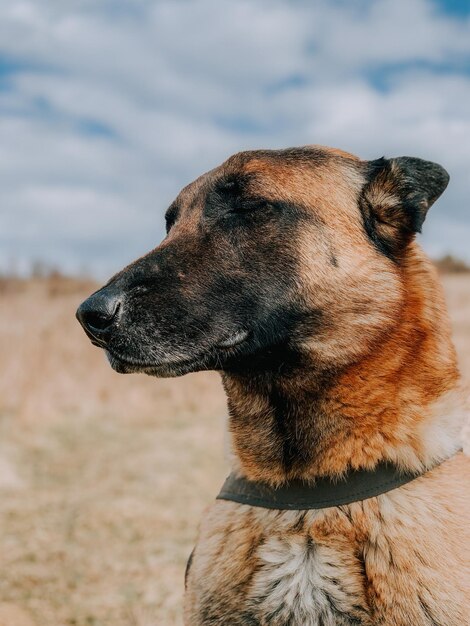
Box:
[76,289,121,345]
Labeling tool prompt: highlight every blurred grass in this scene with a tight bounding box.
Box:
[0,273,469,625]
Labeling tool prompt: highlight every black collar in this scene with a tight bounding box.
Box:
[217,454,459,510]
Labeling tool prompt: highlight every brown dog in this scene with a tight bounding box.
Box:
[77,146,469,625]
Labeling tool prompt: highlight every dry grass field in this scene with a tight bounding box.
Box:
[0,273,469,626]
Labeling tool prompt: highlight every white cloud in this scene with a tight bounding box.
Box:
[0,0,470,275]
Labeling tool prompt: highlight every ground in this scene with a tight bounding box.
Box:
[0,273,469,626]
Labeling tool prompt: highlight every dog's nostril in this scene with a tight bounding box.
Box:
[85,306,119,331]
[76,292,121,340]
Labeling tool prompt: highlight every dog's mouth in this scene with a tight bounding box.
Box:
[104,328,251,377]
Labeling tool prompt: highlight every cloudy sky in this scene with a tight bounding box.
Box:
[1,0,469,276]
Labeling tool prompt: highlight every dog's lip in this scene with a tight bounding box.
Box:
[104,329,250,373]
[215,329,250,349]
[105,349,200,372]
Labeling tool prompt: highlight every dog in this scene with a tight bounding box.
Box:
[77,145,469,625]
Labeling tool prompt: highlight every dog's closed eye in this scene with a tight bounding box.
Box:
[230,197,272,214]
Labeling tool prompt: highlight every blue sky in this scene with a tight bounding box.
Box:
[1,0,470,276]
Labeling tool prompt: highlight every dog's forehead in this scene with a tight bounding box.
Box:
[220,146,360,193]
[173,146,364,218]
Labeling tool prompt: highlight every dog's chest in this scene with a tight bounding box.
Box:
[186,508,369,626]
[247,534,366,626]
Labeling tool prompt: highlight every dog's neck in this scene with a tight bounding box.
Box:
[222,253,463,485]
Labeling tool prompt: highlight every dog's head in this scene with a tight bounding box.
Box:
[77,146,449,377]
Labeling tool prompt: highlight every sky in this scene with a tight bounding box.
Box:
[1,0,470,277]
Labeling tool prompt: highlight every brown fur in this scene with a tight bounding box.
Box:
[225,246,459,485]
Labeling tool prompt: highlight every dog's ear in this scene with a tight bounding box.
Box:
[360,156,449,259]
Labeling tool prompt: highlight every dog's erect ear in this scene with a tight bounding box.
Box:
[359,156,449,259]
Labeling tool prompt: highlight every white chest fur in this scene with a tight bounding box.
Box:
[248,534,365,626]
